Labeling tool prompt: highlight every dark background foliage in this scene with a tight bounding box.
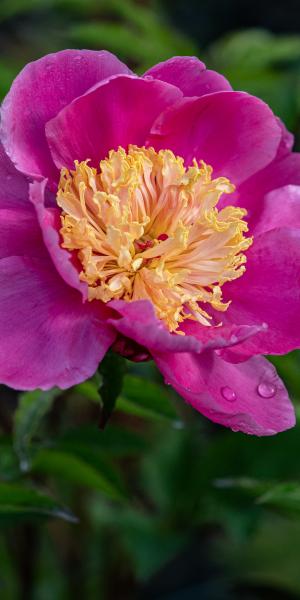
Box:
[1,1,300,599]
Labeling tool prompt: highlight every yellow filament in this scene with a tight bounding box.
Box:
[57,146,252,332]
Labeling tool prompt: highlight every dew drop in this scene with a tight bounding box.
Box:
[257,382,276,398]
[221,386,236,402]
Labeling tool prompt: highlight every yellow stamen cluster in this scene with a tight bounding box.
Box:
[57,146,252,332]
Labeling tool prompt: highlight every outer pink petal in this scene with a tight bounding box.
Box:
[144,56,231,96]
[0,256,116,390]
[231,151,300,221]
[0,50,131,182]
[276,118,294,156]
[30,180,88,298]
[253,185,300,236]
[221,227,300,359]
[107,300,202,353]
[0,208,47,259]
[46,75,183,171]
[148,91,281,186]
[0,142,31,210]
[154,351,295,436]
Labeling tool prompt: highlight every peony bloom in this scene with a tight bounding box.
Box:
[0,49,300,435]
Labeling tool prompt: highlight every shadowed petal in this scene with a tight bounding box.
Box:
[0,142,31,210]
[30,180,88,298]
[107,300,202,353]
[0,208,47,259]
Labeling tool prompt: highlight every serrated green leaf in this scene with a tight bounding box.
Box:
[32,449,125,501]
[0,482,77,523]
[14,388,61,472]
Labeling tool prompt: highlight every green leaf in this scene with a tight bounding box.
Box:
[118,375,177,421]
[257,482,300,516]
[0,482,77,523]
[98,352,126,428]
[59,424,147,456]
[14,388,61,472]
[32,449,125,501]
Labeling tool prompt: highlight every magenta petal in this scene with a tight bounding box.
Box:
[46,75,183,170]
[222,227,300,358]
[154,351,295,435]
[0,142,31,210]
[0,256,116,390]
[30,180,88,298]
[148,91,281,186]
[253,185,300,236]
[276,118,294,156]
[0,50,131,182]
[181,320,267,350]
[0,208,47,259]
[144,56,231,96]
[233,151,300,221]
[107,300,202,353]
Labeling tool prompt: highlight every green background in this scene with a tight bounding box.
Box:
[1,1,300,598]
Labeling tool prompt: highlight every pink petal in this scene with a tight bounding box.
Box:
[30,180,88,298]
[221,227,300,359]
[0,256,116,390]
[144,56,231,96]
[276,118,294,157]
[148,91,281,186]
[0,142,31,209]
[181,320,267,350]
[231,150,300,222]
[107,300,202,353]
[0,208,47,259]
[0,50,131,182]
[253,185,300,236]
[46,75,183,171]
[154,351,295,435]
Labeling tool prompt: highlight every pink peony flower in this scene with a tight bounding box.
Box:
[0,50,299,435]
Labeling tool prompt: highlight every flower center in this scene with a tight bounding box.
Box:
[56,146,252,332]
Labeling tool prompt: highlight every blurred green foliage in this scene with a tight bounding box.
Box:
[1,1,300,599]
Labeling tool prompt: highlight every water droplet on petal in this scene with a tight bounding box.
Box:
[221,386,236,402]
[257,382,276,398]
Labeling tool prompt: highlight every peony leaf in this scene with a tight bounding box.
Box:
[32,449,126,501]
[13,388,61,472]
[117,374,177,421]
[0,482,77,523]
[98,352,127,428]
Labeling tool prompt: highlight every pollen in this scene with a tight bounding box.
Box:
[56,146,252,332]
